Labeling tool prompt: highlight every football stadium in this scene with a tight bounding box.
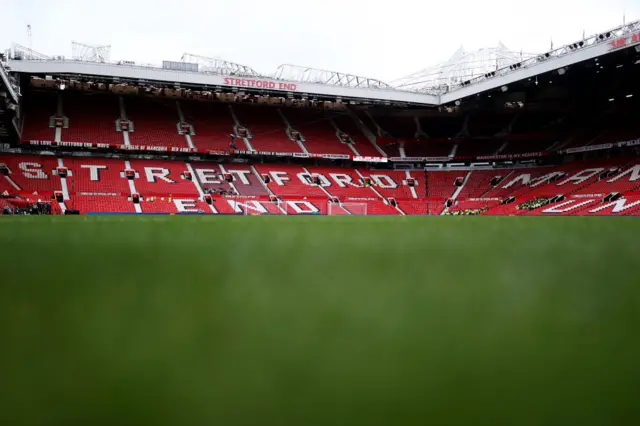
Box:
[1,7,640,426]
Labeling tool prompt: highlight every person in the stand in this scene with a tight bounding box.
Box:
[229,133,238,150]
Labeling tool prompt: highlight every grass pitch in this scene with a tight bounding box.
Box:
[1,216,639,426]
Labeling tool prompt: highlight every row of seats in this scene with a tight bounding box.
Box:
[20,92,383,156]
[2,153,640,215]
[21,91,640,160]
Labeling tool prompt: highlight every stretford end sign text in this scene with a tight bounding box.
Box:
[223,78,298,91]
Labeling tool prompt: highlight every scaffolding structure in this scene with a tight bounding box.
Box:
[72,41,111,63]
[273,64,392,89]
[12,43,50,60]
[181,53,259,77]
[392,43,537,94]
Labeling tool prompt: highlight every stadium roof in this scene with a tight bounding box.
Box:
[391,43,538,94]
[4,19,640,106]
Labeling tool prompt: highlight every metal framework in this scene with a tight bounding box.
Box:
[181,53,259,77]
[273,64,392,89]
[12,43,50,60]
[392,43,536,94]
[71,41,111,63]
[394,19,640,95]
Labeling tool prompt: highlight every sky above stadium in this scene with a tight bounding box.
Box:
[2,0,638,83]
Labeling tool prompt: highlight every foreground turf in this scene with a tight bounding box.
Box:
[1,216,639,425]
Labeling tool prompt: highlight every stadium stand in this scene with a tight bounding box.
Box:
[0,154,62,195]
[124,97,189,148]
[281,108,354,155]
[181,101,236,151]
[68,195,136,213]
[20,91,58,142]
[6,25,640,217]
[233,104,301,153]
[329,113,383,157]
[1,152,640,215]
[61,93,123,144]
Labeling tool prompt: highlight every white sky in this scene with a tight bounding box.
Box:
[1,0,638,82]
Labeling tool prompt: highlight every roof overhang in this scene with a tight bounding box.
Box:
[441,24,640,104]
[6,59,440,106]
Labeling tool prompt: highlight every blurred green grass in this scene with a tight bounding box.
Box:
[0,215,639,426]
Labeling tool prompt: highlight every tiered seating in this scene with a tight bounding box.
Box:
[354,110,383,136]
[0,154,61,194]
[64,157,130,194]
[359,200,400,215]
[481,165,580,200]
[191,162,236,195]
[0,198,15,210]
[283,109,353,155]
[399,200,446,215]
[482,202,524,216]
[304,166,375,199]
[425,171,465,200]
[68,195,136,213]
[449,199,500,212]
[233,104,300,153]
[125,97,188,148]
[380,141,402,157]
[364,170,418,199]
[623,199,640,216]
[140,198,211,214]
[330,113,382,157]
[216,164,269,197]
[0,175,16,194]
[457,170,501,199]
[21,91,57,142]
[127,160,198,196]
[182,102,237,151]
[61,93,123,144]
[255,164,327,197]
[569,162,640,196]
